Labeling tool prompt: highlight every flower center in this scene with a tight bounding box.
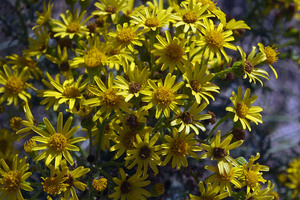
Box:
[232,128,246,141]
[64,174,74,187]
[24,139,36,153]
[213,147,227,159]
[63,86,81,98]
[93,178,107,192]
[125,114,140,130]
[190,80,201,92]
[3,171,21,192]
[171,138,188,156]
[181,112,193,124]
[84,47,107,68]
[116,28,136,45]
[138,146,152,160]
[205,30,224,49]
[59,62,70,72]
[245,170,259,188]
[244,61,254,73]
[154,87,174,106]
[5,77,24,95]
[264,46,278,65]
[236,102,248,118]
[42,177,60,195]
[165,43,184,62]
[196,0,217,11]
[145,17,160,27]
[102,89,122,108]
[183,11,197,23]
[19,56,36,69]
[120,180,131,194]
[122,132,136,150]
[9,116,23,131]
[219,169,234,182]
[49,133,67,152]
[105,6,116,14]
[67,22,80,33]
[129,82,142,94]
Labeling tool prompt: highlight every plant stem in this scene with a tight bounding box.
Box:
[206,113,231,142]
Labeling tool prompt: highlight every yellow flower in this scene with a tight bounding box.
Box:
[6,54,42,79]
[189,181,229,200]
[23,27,49,59]
[237,46,268,86]
[205,165,243,196]
[42,75,88,110]
[197,19,237,64]
[142,73,188,118]
[9,116,23,131]
[0,129,19,161]
[61,160,90,200]
[45,45,73,77]
[171,101,211,135]
[33,0,53,30]
[114,61,150,102]
[72,36,109,69]
[125,132,161,176]
[0,65,31,107]
[161,128,202,170]
[0,154,33,200]
[258,43,279,79]
[225,86,263,131]
[109,22,144,52]
[24,139,36,153]
[52,9,91,39]
[183,62,220,104]
[109,168,151,200]
[173,2,211,33]
[200,130,243,174]
[286,172,300,199]
[239,153,270,194]
[83,73,132,121]
[195,0,225,19]
[152,31,192,73]
[93,177,107,192]
[245,181,275,200]
[130,6,175,32]
[31,112,86,169]
[17,103,37,139]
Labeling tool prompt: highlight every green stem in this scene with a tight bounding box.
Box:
[221,128,233,140]
[153,115,165,132]
[88,127,93,155]
[212,68,233,80]
[99,160,124,168]
[206,113,231,142]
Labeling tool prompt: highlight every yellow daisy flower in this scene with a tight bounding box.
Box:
[6,54,42,79]
[33,0,53,30]
[109,22,144,52]
[286,172,300,199]
[52,9,91,39]
[83,73,132,121]
[171,101,212,135]
[0,65,31,107]
[239,153,270,194]
[42,75,88,110]
[258,43,279,79]
[72,36,109,69]
[92,0,128,24]
[183,62,220,104]
[93,177,107,192]
[45,45,73,77]
[125,132,161,176]
[173,1,211,33]
[237,46,268,86]
[195,0,225,19]
[23,27,50,59]
[130,6,175,32]
[114,61,150,102]
[161,128,202,170]
[152,31,192,73]
[197,19,237,63]
[0,154,33,200]
[205,165,243,196]
[245,180,275,200]
[225,86,263,131]
[109,168,151,200]
[142,73,188,119]
[200,130,243,174]
[61,160,90,200]
[189,181,229,200]
[31,112,86,169]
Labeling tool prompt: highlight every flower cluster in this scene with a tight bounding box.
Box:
[0,0,282,199]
